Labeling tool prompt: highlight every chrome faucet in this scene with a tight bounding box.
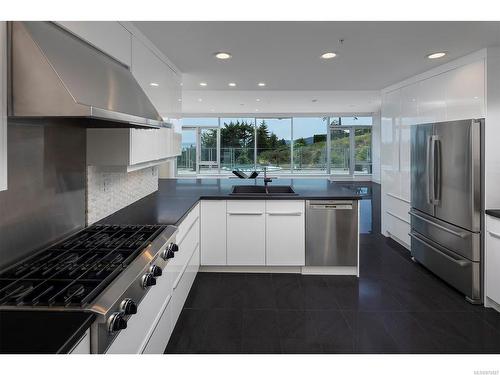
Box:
[263,167,272,187]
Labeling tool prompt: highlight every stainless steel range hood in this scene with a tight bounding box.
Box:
[8,21,165,128]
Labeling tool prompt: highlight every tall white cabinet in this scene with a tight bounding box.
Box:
[381,55,486,249]
[0,21,6,191]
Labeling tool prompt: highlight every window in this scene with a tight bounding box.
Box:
[330,127,351,175]
[175,115,373,177]
[354,128,372,174]
[176,128,197,175]
[220,118,255,173]
[292,117,328,174]
[256,118,292,173]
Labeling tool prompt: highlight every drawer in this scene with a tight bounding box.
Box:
[171,245,200,326]
[167,215,199,285]
[410,209,480,261]
[266,200,304,214]
[385,194,410,224]
[142,295,173,354]
[227,200,265,214]
[385,210,410,248]
[411,231,480,300]
[176,203,199,244]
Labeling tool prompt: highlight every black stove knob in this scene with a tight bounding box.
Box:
[108,312,127,333]
[142,272,157,288]
[149,265,162,277]
[168,243,179,252]
[161,247,175,260]
[120,298,137,315]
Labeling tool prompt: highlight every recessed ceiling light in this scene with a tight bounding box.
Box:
[178,98,182,102]
[214,52,232,60]
[320,52,337,59]
[149,82,159,87]
[258,82,266,87]
[427,52,447,59]
[256,98,261,102]
[255,109,259,112]
[228,82,237,87]
[210,109,215,112]
[199,82,208,87]
[197,98,203,102]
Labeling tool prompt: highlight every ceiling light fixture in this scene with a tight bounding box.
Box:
[427,52,447,59]
[199,82,208,87]
[149,82,159,87]
[197,98,203,102]
[214,52,232,60]
[256,98,261,102]
[320,52,337,59]
[228,82,237,87]
[258,82,266,87]
[255,109,259,112]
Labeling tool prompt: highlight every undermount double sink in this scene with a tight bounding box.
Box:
[230,185,297,195]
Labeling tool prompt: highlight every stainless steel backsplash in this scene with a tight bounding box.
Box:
[0,119,86,269]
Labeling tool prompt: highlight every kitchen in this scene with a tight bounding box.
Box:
[1,3,500,373]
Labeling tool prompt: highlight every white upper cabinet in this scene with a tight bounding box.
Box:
[400,84,419,126]
[0,21,6,191]
[445,60,485,121]
[55,22,132,67]
[131,36,182,122]
[417,73,447,124]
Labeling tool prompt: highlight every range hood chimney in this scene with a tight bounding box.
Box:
[8,21,165,128]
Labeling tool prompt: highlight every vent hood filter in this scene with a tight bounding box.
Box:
[9,21,165,128]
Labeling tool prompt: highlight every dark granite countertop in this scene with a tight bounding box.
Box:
[99,178,370,226]
[0,311,95,354]
[486,210,500,219]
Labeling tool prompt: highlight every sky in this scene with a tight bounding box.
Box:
[181,116,372,145]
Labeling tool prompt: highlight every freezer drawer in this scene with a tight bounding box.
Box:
[410,231,480,302]
[410,209,480,261]
[305,200,358,266]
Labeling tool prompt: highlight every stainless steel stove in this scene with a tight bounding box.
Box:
[0,224,178,353]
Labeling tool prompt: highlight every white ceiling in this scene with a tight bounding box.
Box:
[133,21,500,91]
[181,90,380,115]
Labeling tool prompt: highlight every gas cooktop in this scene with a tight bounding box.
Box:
[0,224,168,308]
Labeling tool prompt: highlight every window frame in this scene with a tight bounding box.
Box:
[175,114,373,177]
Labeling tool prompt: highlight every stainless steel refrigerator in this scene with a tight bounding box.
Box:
[410,118,484,304]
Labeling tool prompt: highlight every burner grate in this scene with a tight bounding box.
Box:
[0,224,167,307]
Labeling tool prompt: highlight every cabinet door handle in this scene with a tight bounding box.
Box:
[227,212,263,216]
[488,230,500,240]
[267,212,302,216]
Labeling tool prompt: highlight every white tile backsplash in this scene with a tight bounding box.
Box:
[86,166,159,225]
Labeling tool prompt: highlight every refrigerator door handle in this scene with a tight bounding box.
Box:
[409,232,469,267]
[434,137,442,205]
[426,135,433,204]
[408,210,468,238]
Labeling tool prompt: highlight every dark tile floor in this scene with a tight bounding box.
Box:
[165,183,500,354]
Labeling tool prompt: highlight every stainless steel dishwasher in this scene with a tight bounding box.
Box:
[305,200,358,266]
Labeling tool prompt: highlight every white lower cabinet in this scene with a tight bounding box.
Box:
[226,200,266,265]
[107,205,200,354]
[142,296,172,354]
[486,215,500,306]
[201,200,227,265]
[69,329,90,354]
[265,200,305,266]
